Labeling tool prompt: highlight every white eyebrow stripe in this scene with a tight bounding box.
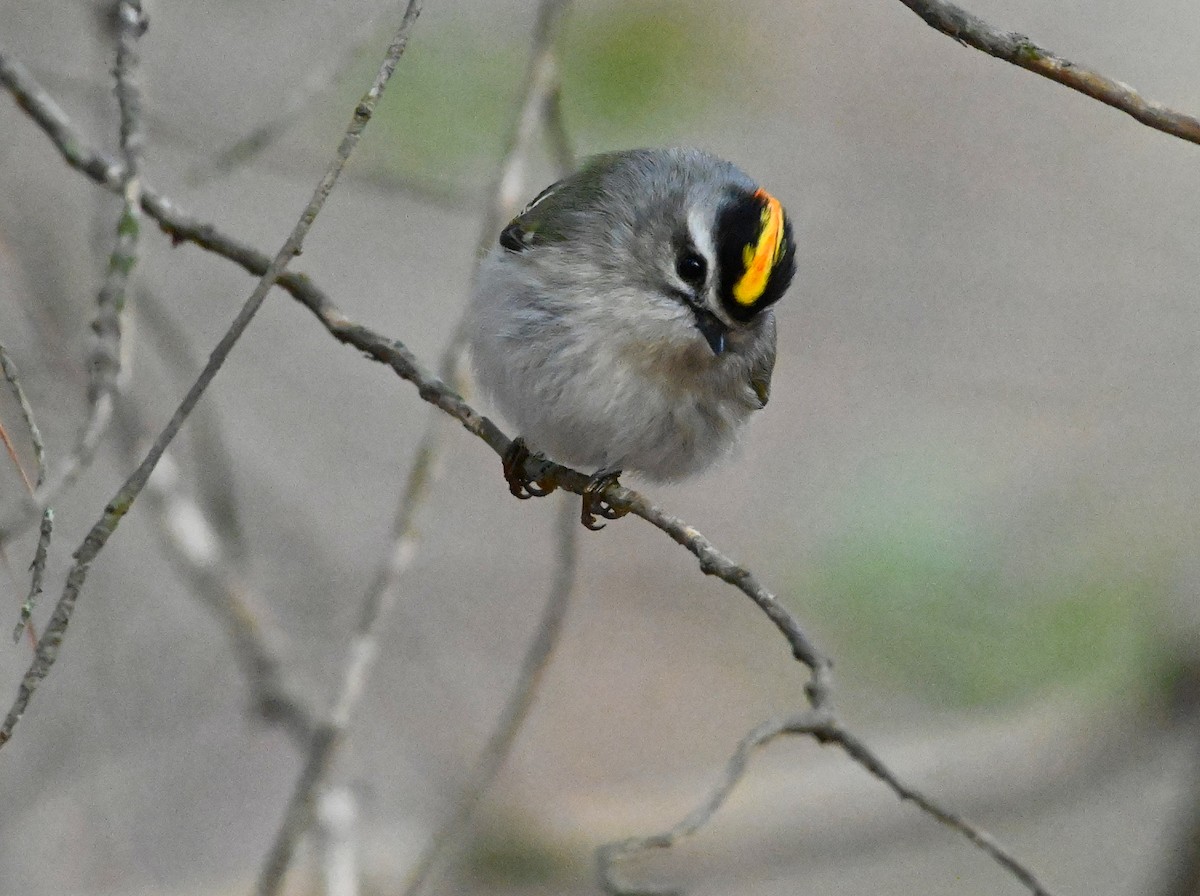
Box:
[686,203,717,280]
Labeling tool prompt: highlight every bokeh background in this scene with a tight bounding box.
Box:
[2,0,1199,893]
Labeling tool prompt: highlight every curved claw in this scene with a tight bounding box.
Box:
[502,438,558,500]
[581,470,628,530]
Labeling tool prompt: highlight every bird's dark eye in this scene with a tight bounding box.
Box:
[675,251,707,287]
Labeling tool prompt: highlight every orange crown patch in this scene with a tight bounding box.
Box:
[732,189,786,306]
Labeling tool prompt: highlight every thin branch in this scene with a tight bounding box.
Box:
[896,0,1200,146]
[0,344,51,643]
[186,5,392,186]
[474,0,573,258]
[134,284,248,558]
[435,0,575,377]
[615,492,834,707]
[0,3,146,547]
[401,495,579,896]
[112,398,316,742]
[0,53,123,188]
[0,419,33,494]
[597,716,811,896]
[599,713,1055,896]
[314,785,360,896]
[541,81,573,177]
[90,0,146,404]
[0,0,423,750]
[253,354,432,896]
[824,721,1054,896]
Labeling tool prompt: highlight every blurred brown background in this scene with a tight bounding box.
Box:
[1,0,1199,893]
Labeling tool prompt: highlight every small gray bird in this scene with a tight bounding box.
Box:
[469,147,797,528]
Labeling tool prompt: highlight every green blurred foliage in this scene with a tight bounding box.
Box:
[463,818,576,885]
[347,1,749,189]
[798,458,1168,709]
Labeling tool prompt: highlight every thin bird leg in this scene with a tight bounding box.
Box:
[502,437,559,499]
[581,469,628,530]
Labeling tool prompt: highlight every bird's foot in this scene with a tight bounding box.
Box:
[581,469,628,530]
[502,438,558,499]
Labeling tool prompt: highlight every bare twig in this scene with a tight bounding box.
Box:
[0,3,146,547]
[437,0,575,377]
[112,398,316,742]
[824,722,1054,895]
[475,0,573,258]
[402,495,579,896]
[896,0,1200,146]
[0,53,123,188]
[90,0,146,404]
[2,33,1055,896]
[0,344,51,643]
[599,712,1055,896]
[0,418,33,493]
[314,785,361,896]
[597,716,815,896]
[134,284,247,558]
[253,352,430,896]
[0,0,423,750]
[186,5,392,185]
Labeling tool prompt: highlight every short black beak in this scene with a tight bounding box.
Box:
[693,308,728,356]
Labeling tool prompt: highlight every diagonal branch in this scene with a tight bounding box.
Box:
[133,284,248,558]
[0,0,423,750]
[896,0,1200,145]
[401,497,579,896]
[111,397,317,743]
[0,344,51,643]
[824,721,1054,895]
[187,4,394,186]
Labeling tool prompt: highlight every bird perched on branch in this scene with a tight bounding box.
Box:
[469,147,797,529]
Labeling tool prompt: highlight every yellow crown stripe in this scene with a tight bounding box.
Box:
[732,189,785,306]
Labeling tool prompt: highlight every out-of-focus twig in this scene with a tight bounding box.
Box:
[599,712,1056,896]
[253,350,430,896]
[0,0,423,750]
[476,0,574,258]
[402,495,579,896]
[134,284,247,558]
[896,0,1200,146]
[90,0,146,406]
[439,0,574,373]
[186,5,392,186]
[112,398,316,742]
[314,785,360,896]
[0,344,51,643]
[0,416,33,494]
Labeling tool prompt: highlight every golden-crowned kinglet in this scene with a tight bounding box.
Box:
[469,147,797,528]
